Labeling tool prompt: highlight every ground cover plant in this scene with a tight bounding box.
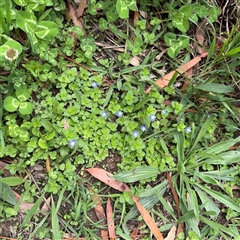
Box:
[0,0,240,239]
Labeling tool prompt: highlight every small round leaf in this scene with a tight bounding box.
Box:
[19,102,33,115]
[3,96,19,112]
[38,138,48,149]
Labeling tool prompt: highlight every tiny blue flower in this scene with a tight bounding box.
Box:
[92,82,98,88]
[162,110,167,114]
[207,114,211,118]
[69,140,76,148]
[140,125,147,132]
[132,130,139,138]
[116,110,123,117]
[185,127,191,134]
[101,111,108,118]
[149,114,156,122]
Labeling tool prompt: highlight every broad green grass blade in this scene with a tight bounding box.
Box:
[156,192,177,220]
[0,180,17,205]
[173,131,184,162]
[200,216,238,237]
[20,194,44,227]
[195,83,233,93]
[189,114,215,153]
[188,188,199,220]
[1,177,24,186]
[195,183,240,212]
[139,180,167,198]
[178,209,195,222]
[112,166,160,183]
[103,85,114,108]
[198,151,240,165]
[159,136,169,154]
[51,196,61,240]
[194,187,220,220]
[199,168,238,182]
[197,172,219,185]
[205,136,240,154]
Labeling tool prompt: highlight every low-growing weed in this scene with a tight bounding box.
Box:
[0,0,239,239]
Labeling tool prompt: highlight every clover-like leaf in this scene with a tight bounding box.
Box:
[126,0,138,11]
[168,42,182,58]
[13,0,28,6]
[3,96,20,112]
[178,4,192,18]
[172,13,189,33]
[16,87,31,102]
[8,124,20,137]
[38,138,48,149]
[44,131,55,141]
[15,10,37,33]
[35,21,59,39]
[164,32,176,46]
[19,102,33,115]
[106,11,118,22]
[99,18,108,30]
[18,129,30,141]
[116,0,129,19]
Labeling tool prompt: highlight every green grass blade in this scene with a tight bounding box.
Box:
[173,131,184,162]
[27,213,49,240]
[51,196,61,240]
[56,186,66,211]
[200,216,238,237]
[205,136,240,155]
[205,20,216,66]
[199,168,238,182]
[103,85,114,108]
[156,192,177,220]
[20,194,44,227]
[139,180,167,198]
[0,179,17,205]
[1,177,24,186]
[194,187,220,220]
[120,64,151,74]
[225,46,240,57]
[195,83,233,93]
[195,183,240,212]
[189,114,215,153]
[197,151,240,165]
[112,166,160,183]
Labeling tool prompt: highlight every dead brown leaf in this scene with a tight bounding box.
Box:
[164,226,176,240]
[132,196,164,240]
[68,3,85,31]
[146,52,208,93]
[106,198,116,239]
[76,0,87,18]
[86,168,131,192]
